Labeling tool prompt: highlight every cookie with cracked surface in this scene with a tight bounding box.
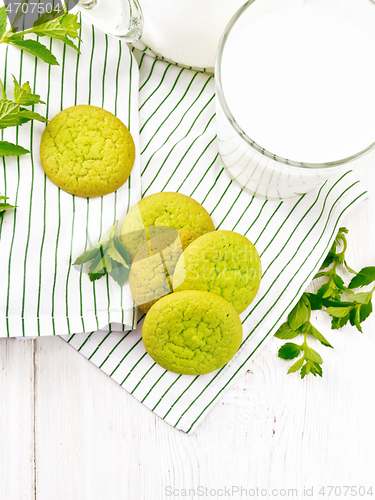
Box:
[173,230,262,314]
[40,105,135,197]
[143,290,243,375]
[129,229,200,313]
[121,192,215,259]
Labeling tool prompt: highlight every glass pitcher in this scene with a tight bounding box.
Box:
[78,0,247,70]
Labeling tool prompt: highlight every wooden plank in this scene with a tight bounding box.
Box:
[0,339,35,500]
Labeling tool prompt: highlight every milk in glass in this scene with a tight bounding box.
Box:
[217,2,375,198]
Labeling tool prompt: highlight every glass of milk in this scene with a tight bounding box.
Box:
[78,0,247,70]
[216,0,375,199]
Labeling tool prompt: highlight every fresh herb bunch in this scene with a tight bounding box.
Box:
[275,227,375,379]
[73,222,131,287]
[0,194,16,218]
[0,5,81,66]
[0,75,46,155]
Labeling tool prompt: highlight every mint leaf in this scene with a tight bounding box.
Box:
[348,291,372,305]
[325,306,351,318]
[106,239,129,268]
[331,314,350,330]
[110,263,130,287]
[333,273,345,290]
[73,246,101,266]
[19,109,47,122]
[301,360,322,379]
[9,39,59,66]
[360,301,373,323]
[12,75,45,106]
[0,100,22,128]
[88,272,105,283]
[349,305,362,333]
[305,322,333,348]
[113,236,130,262]
[59,13,81,39]
[303,345,323,364]
[288,296,308,330]
[0,140,29,156]
[54,35,79,52]
[349,267,375,289]
[274,322,300,340]
[287,357,304,374]
[30,19,67,37]
[278,342,301,360]
[30,19,80,52]
[0,6,8,40]
[305,293,323,310]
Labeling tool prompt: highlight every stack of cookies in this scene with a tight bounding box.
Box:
[121,192,262,376]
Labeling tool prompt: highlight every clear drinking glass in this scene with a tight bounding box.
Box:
[78,0,143,42]
[215,0,375,200]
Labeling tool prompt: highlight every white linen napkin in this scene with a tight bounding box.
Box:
[0,15,141,338]
[62,53,368,433]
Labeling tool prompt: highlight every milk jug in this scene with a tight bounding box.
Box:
[78,0,247,70]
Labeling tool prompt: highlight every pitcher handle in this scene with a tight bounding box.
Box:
[78,0,143,42]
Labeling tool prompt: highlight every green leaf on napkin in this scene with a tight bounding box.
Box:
[0,194,16,219]
[0,6,8,40]
[12,75,46,105]
[0,10,81,65]
[18,108,47,122]
[58,13,82,40]
[0,98,24,128]
[0,140,29,155]
[0,76,46,157]
[275,226,375,378]
[73,221,131,287]
[8,38,59,65]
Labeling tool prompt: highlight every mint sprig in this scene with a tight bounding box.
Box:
[73,222,131,287]
[0,6,81,66]
[275,295,331,379]
[0,75,46,156]
[275,227,375,378]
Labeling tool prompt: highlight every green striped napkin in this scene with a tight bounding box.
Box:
[62,53,368,433]
[0,16,141,338]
